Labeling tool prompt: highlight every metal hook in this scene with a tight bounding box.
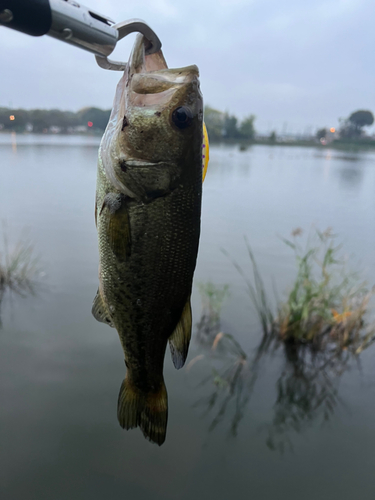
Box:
[95,18,162,71]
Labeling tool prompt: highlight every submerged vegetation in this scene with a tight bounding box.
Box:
[192,228,375,450]
[196,281,230,343]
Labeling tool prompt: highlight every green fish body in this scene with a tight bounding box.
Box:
[93,34,203,445]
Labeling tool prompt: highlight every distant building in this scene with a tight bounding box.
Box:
[67,125,88,133]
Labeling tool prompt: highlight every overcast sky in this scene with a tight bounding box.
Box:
[1,0,374,133]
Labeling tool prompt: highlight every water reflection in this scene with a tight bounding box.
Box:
[195,282,229,344]
[337,166,364,189]
[11,131,17,154]
[315,150,367,190]
[193,332,252,436]
[264,340,349,453]
[314,151,368,163]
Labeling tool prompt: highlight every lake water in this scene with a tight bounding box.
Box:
[1,134,375,499]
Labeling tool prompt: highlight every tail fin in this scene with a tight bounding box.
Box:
[117,376,168,446]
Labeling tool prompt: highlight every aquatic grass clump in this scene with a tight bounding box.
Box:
[226,228,375,352]
[274,228,375,352]
[0,232,40,303]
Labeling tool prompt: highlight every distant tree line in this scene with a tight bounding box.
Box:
[6,104,372,145]
[316,110,374,142]
[1,104,256,140]
[338,110,374,139]
[204,106,256,141]
[0,107,111,133]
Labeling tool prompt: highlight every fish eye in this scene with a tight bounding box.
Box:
[171,106,193,129]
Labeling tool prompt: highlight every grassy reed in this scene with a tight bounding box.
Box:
[232,228,375,353]
[222,241,274,335]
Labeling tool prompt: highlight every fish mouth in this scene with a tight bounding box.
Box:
[122,159,156,167]
[119,158,173,168]
[127,34,199,96]
[128,33,168,74]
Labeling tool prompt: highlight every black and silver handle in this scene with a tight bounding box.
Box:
[0,0,162,68]
[0,0,119,57]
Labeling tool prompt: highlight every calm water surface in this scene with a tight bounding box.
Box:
[1,135,375,499]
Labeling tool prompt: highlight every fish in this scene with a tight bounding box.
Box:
[92,33,203,445]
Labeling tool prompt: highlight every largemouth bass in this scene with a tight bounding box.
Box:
[93,34,203,445]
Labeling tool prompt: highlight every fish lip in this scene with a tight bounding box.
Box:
[128,33,168,74]
[129,34,146,71]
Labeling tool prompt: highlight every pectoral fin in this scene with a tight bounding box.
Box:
[168,298,192,369]
[92,289,114,328]
[108,209,131,261]
[101,193,131,261]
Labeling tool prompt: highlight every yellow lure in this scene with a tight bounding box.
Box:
[202,122,209,182]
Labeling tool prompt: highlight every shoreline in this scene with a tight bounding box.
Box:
[210,138,375,151]
[1,131,375,151]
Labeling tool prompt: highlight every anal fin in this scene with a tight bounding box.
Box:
[92,289,114,328]
[168,298,192,369]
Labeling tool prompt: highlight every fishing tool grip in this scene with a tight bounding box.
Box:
[0,0,118,57]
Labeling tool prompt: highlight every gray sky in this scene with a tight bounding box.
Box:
[1,0,374,133]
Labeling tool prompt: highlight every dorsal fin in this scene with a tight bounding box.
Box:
[92,289,114,328]
[168,298,192,369]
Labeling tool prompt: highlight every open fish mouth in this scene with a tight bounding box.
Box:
[128,32,169,75]
[127,33,200,100]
